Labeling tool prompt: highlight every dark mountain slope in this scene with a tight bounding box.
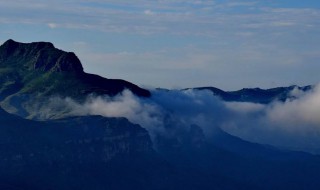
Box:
[0,107,252,190]
[0,107,163,190]
[1,105,320,190]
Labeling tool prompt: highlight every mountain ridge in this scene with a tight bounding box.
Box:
[0,39,150,117]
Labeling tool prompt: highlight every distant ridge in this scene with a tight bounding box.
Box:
[186,85,313,104]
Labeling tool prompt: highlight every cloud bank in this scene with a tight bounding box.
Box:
[220,85,320,154]
[37,84,320,154]
[154,86,320,155]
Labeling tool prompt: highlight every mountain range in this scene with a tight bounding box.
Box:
[0,39,319,190]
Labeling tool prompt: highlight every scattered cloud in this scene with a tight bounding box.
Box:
[271,21,296,27]
[0,0,319,36]
[226,2,257,7]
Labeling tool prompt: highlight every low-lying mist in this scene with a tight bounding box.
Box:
[39,84,320,154]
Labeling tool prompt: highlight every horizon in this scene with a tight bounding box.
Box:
[0,0,319,90]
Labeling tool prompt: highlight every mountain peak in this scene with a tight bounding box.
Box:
[0,39,83,73]
[3,39,16,45]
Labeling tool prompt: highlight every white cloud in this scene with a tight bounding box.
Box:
[144,9,155,15]
[47,23,58,29]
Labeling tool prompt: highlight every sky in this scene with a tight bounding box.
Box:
[0,0,320,90]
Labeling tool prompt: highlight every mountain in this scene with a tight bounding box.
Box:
[190,85,312,104]
[0,39,150,117]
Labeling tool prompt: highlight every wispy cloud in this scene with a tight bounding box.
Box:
[0,0,319,36]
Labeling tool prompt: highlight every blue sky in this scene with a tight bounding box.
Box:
[0,0,320,90]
